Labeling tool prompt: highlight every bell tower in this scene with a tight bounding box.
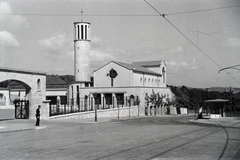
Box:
[73,22,91,82]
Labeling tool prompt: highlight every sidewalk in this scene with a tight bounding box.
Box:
[0,116,144,133]
[189,117,240,128]
[1,116,240,133]
[0,119,46,133]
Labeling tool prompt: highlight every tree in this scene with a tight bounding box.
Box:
[148,90,156,115]
[148,90,165,115]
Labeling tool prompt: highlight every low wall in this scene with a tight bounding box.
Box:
[50,106,140,120]
[147,105,178,115]
[0,109,15,120]
[170,106,177,114]
[225,112,240,117]
[180,108,188,114]
[211,114,220,118]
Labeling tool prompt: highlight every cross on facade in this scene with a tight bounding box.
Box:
[107,68,118,86]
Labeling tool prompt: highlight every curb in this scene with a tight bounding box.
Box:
[0,128,34,133]
[188,120,219,126]
[0,125,46,133]
[188,119,240,128]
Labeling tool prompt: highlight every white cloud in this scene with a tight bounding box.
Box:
[165,46,183,54]
[90,50,114,61]
[53,67,65,72]
[11,15,27,26]
[39,33,71,56]
[167,61,188,67]
[0,1,12,14]
[0,1,12,21]
[91,36,103,43]
[0,2,28,27]
[179,62,188,67]
[225,38,240,48]
[168,61,177,66]
[0,31,20,47]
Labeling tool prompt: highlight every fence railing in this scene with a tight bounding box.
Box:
[49,96,139,117]
[225,112,240,117]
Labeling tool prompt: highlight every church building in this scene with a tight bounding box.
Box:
[68,21,175,115]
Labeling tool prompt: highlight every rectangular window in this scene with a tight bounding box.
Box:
[85,25,87,39]
[77,25,80,39]
[94,94,101,105]
[105,93,112,105]
[81,25,84,39]
[116,93,124,105]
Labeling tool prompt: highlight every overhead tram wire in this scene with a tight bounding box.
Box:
[144,0,240,84]
[2,4,240,17]
[167,4,240,16]
[218,64,240,73]
[2,2,240,82]
[143,0,221,68]
[1,13,160,17]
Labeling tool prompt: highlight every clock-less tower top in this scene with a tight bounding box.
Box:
[74,22,90,41]
[73,22,91,83]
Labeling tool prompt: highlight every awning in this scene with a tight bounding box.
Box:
[204,99,229,103]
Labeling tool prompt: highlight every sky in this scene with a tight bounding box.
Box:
[1,0,240,88]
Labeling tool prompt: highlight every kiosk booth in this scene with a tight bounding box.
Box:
[204,99,229,118]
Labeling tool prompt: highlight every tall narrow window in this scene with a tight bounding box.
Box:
[37,79,41,91]
[71,86,74,99]
[77,25,80,39]
[162,68,165,84]
[85,25,87,39]
[77,86,80,107]
[81,25,84,39]
[88,26,90,39]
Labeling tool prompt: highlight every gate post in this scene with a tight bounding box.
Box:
[14,100,17,119]
[93,93,98,122]
[42,100,50,119]
[26,100,29,119]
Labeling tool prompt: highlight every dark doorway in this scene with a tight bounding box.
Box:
[14,99,29,119]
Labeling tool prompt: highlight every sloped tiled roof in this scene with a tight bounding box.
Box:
[46,75,67,85]
[7,81,26,89]
[112,61,161,76]
[0,87,9,90]
[46,75,68,89]
[132,60,163,67]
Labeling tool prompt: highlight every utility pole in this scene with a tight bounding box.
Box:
[230,87,233,112]
[93,93,98,122]
[205,88,208,115]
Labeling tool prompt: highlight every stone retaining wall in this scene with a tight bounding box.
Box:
[49,106,140,120]
[0,109,15,120]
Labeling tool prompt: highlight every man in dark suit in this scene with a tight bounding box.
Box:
[35,105,41,126]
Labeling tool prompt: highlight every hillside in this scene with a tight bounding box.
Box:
[207,87,240,93]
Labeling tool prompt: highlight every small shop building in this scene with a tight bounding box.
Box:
[204,99,229,118]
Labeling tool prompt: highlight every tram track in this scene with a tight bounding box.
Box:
[94,126,221,160]
[216,121,240,160]
[2,116,239,159]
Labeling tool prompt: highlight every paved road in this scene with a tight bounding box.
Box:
[1,115,240,160]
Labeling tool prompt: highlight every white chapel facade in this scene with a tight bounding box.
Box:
[68,21,174,114]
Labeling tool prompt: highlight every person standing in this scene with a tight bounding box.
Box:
[35,105,41,126]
